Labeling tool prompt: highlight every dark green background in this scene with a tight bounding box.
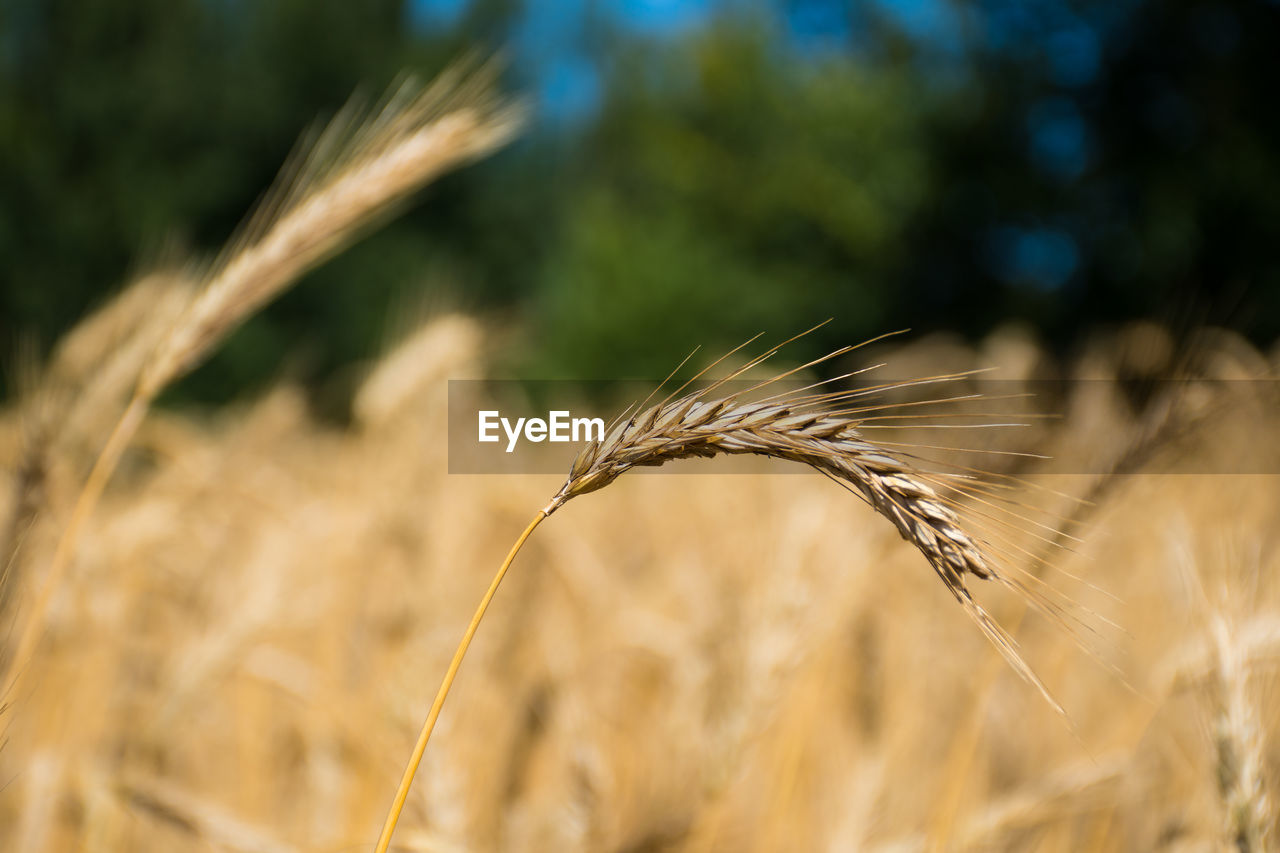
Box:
[2,0,1276,403]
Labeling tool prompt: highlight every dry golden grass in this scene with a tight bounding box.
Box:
[2,310,1278,852]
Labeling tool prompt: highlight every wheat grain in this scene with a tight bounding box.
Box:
[140,62,521,397]
[543,368,1064,716]
[375,332,1074,851]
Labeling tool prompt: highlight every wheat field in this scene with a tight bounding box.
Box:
[2,309,1278,852]
[2,63,1279,853]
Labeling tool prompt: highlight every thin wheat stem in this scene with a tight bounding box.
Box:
[374,509,547,853]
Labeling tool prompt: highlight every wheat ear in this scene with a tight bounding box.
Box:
[376,335,1066,850]
[1,60,522,705]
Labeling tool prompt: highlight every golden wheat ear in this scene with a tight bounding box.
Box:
[2,58,523,711]
[375,331,1094,850]
[140,57,524,397]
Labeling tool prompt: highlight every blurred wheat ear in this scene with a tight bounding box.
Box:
[2,59,523,708]
[375,326,1081,852]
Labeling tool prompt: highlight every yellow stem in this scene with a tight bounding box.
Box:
[373,509,548,853]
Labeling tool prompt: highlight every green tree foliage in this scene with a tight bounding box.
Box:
[2,1,1276,400]
[528,26,934,377]
[895,0,1280,344]
[0,0,539,399]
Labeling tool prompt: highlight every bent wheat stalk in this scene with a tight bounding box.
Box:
[375,332,1067,851]
[2,60,522,705]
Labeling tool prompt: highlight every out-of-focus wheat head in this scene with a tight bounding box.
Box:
[139,62,521,398]
[354,313,483,432]
[0,59,523,719]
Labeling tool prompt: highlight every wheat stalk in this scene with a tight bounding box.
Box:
[138,61,522,398]
[375,330,1069,851]
[1,59,522,708]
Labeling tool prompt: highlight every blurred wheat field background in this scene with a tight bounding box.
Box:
[3,51,1280,853]
[3,304,1279,851]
